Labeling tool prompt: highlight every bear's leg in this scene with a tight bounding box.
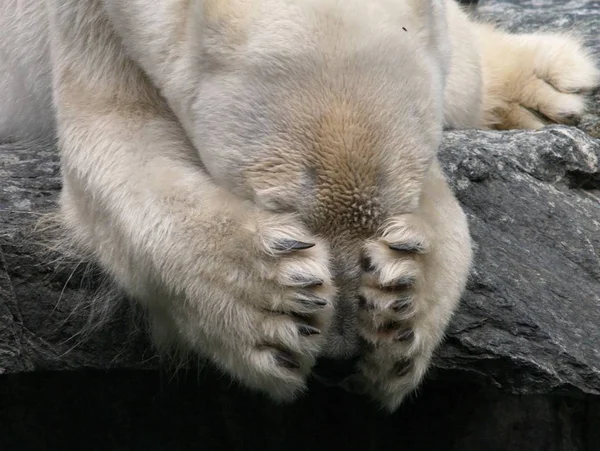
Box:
[476,24,600,130]
[48,0,335,402]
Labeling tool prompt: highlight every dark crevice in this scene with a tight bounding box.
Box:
[1,368,599,451]
[565,170,600,190]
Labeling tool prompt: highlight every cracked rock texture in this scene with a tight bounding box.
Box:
[1,0,599,450]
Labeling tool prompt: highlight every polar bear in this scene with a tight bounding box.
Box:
[0,0,598,411]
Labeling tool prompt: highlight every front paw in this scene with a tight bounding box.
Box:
[180,213,335,402]
[352,214,437,411]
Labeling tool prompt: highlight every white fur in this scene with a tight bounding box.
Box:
[0,0,598,411]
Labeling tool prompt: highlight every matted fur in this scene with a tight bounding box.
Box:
[0,0,598,411]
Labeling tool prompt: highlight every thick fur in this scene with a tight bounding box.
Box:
[1,0,598,411]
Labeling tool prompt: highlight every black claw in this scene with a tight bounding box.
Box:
[299,325,321,336]
[396,328,415,342]
[380,277,416,291]
[389,242,425,253]
[392,297,413,313]
[312,298,328,307]
[522,105,553,125]
[273,239,315,252]
[298,293,328,308]
[275,351,300,369]
[393,359,412,377]
[291,276,324,288]
[360,255,376,272]
[559,113,580,126]
[379,321,402,333]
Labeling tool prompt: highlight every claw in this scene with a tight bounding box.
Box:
[297,292,328,308]
[388,242,425,253]
[380,276,416,291]
[395,328,415,342]
[299,325,321,336]
[275,350,300,369]
[558,113,580,126]
[391,296,413,313]
[379,321,402,332]
[290,275,324,288]
[273,239,315,252]
[393,358,412,377]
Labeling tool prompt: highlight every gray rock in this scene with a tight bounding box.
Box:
[1,1,599,449]
[437,126,600,397]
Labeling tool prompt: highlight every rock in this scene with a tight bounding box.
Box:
[437,126,600,397]
[1,1,599,450]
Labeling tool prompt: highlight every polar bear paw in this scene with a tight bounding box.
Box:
[176,213,336,402]
[483,32,600,130]
[346,214,437,411]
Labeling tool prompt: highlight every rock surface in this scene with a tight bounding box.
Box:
[1,1,600,450]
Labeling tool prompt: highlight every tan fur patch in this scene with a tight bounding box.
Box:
[245,96,388,238]
[306,99,384,236]
[202,0,257,47]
